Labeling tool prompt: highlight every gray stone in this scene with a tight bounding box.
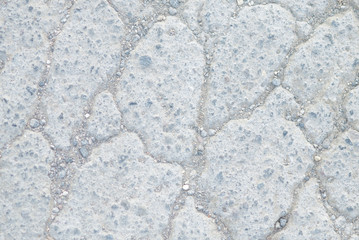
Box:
[79,147,89,158]
[50,133,182,239]
[200,0,237,35]
[168,7,177,15]
[0,131,53,239]
[170,0,180,8]
[111,0,155,23]
[29,118,40,128]
[296,21,313,39]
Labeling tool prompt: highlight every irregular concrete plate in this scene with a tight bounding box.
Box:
[0,131,53,240]
[116,16,205,164]
[87,91,122,141]
[50,133,183,239]
[272,179,339,240]
[170,197,225,240]
[283,11,359,104]
[318,129,359,219]
[206,4,297,129]
[43,0,124,149]
[200,88,314,239]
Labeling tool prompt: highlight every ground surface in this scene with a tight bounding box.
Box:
[1,0,359,239]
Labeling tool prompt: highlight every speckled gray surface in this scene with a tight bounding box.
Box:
[1,0,359,239]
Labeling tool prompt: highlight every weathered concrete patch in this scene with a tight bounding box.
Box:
[200,88,314,239]
[206,4,297,129]
[0,131,53,240]
[43,0,124,149]
[50,133,183,239]
[116,16,205,164]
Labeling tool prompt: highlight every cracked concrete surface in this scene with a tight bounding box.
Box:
[1,0,359,239]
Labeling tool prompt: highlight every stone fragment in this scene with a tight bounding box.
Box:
[29,118,40,128]
[0,131,53,239]
[50,133,182,239]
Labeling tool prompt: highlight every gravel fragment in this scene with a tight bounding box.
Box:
[79,147,89,158]
[29,118,40,128]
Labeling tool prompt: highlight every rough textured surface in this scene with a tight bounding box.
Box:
[206,4,297,128]
[318,129,359,219]
[50,133,182,239]
[2,0,359,239]
[200,88,314,239]
[116,16,204,164]
[170,197,225,240]
[0,131,53,240]
[345,87,359,131]
[0,0,70,149]
[272,179,339,240]
[87,91,122,141]
[283,11,359,104]
[43,0,124,149]
[302,102,336,145]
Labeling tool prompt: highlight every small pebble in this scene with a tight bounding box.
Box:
[200,130,207,138]
[237,0,243,5]
[169,7,177,15]
[279,218,287,227]
[272,78,281,86]
[182,184,190,191]
[208,129,216,136]
[169,0,180,8]
[187,190,195,195]
[52,207,59,213]
[40,119,46,126]
[157,15,166,21]
[58,170,67,179]
[29,118,40,128]
[314,156,321,162]
[79,147,89,158]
